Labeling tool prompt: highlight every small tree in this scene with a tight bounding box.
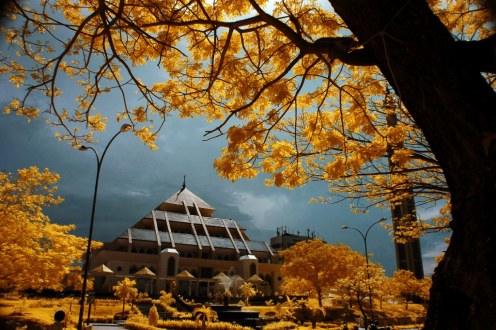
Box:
[113,278,138,317]
[158,290,177,316]
[193,305,216,330]
[391,270,419,309]
[159,290,175,307]
[280,239,361,306]
[148,304,159,326]
[0,167,89,291]
[336,257,386,326]
[239,282,256,306]
[375,276,397,310]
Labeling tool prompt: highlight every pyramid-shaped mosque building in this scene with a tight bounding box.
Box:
[88,186,282,297]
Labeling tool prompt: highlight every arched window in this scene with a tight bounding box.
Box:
[250,263,256,276]
[167,256,175,277]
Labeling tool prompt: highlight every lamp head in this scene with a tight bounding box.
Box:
[341,225,349,229]
[379,217,387,222]
[79,145,89,151]
[120,124,132,132]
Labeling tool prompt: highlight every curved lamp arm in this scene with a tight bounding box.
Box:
[77,123,131,330]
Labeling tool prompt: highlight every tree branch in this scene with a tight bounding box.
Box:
[456,34,496,74]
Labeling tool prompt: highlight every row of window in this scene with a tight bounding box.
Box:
[135,222,243,240]
[114,245,274,264]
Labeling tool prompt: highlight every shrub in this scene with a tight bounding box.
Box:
[125,316,252,330]
[262,321,298,330]
[149,304,159,326]
[87,316,114,323]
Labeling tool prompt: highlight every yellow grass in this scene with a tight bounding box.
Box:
[0,294,426,330]
[0,294,126,329]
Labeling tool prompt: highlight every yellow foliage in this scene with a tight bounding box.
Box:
[280,239,368,306]
[336,258,386,307]
[88,113,108,132]
[0,0,459,238]
[0,167,87,291]
[114,277,138,302]
[148,304,159,326]
[134,127,158,150]
[390,270,432,303]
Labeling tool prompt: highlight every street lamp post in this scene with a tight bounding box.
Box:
[77,124,131,330]
[342,217,386,328]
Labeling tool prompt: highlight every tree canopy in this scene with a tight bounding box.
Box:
[113,277,138,316]
[280,239,361,306]
[335,254,385,322]
[0,0,453,225]
[0,166,87,291]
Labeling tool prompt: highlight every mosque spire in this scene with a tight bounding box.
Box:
[176,174,186,199]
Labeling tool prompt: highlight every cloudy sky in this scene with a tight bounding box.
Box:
[0,2,449,276]
[0,108,449,276]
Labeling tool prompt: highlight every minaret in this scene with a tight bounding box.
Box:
[177,174,186,197]
[385,87,424,279]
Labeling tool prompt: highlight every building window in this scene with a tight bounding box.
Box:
[250,263,256,276]
[167,257,175,277]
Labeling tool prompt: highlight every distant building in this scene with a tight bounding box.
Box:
[88,185,282,297]
[270,226,324,252]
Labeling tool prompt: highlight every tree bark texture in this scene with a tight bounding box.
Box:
[328,0,496,329]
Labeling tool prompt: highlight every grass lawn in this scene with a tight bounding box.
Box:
[0,293,124,329]
[0,294,426,330]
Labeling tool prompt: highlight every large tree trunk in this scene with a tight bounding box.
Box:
[329,0,496,329]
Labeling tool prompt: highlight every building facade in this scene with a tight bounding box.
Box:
[88,187,282,297]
